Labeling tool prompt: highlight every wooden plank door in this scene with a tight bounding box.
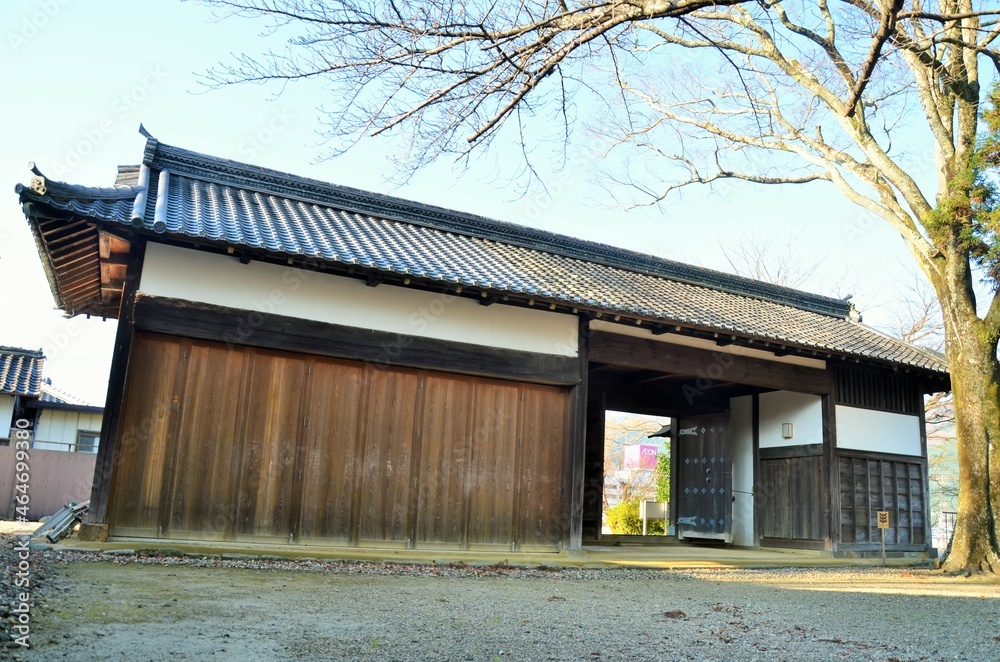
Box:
[297,356,366,544]
[164,339,247,541]
[465,379,519,549]
[414,373,472,547]
[516,384,569,551]
[355,367,419,546]
[233,349,307,542]
[107,333,183,537]
[676,412,732,542]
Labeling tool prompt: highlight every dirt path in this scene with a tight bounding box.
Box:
[13,554,1000,661]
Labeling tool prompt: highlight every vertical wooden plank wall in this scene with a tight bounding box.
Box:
[107,334,180,537]
[164,341,245,540]
[297,357,366,544]
[516,385,569,550]
[107,333,571,551]
[355,369,420,546]
[465,381,519,548]
[233,350,307,542]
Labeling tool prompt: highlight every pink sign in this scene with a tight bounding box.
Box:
[623,444,658,470]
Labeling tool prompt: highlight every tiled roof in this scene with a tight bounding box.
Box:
[0,347,45,397]
[16,134,948,376]
[39,379,91,406]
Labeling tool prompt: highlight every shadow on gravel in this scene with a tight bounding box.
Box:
[6,546,1000,661]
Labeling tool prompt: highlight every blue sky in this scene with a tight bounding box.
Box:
[0,1,937,404]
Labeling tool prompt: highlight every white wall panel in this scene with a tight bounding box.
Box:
[0,395,14,437]
[140,243,578,357]
[33,410,104,452]
[836,405,921,456]
[730,395,754,547]
[759,391,823,448]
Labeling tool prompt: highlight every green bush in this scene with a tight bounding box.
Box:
[606,500,665,535]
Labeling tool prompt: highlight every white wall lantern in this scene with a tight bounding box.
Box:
[781,422,794,439]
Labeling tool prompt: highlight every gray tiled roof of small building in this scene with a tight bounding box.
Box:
[39,379,91,406]
[0,347,45,397]
[16,139,948,375]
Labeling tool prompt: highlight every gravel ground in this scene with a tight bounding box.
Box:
[3,535,1000,660]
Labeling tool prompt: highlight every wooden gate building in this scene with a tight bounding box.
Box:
[18,131,950,555]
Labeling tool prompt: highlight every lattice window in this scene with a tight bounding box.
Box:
[834,365,922,415]
[839,455,926,545]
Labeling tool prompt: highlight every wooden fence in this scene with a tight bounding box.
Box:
[0,445,95,520]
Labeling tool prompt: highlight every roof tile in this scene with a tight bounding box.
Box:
[16,139,948,375]
[0,347,45,397]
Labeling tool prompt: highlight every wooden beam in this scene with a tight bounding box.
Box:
[589,331,832,395]
[89,239,145,525]
[100,254,131,267]
[759,443,824,460]
[132,295,582,386]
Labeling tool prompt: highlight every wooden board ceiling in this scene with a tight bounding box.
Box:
[33,215,130,319]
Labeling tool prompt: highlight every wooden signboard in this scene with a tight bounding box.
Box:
[877,510,889,565]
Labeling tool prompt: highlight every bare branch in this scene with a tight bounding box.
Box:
[845,0,905,118]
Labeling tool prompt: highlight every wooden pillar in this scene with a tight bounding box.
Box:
[822,388,840,552]
[564,316,589,551]
[88,239,145,524]
[669,417,679,538]
[918,391,932,552]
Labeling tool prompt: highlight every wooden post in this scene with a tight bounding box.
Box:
[88,240,145,525]
[877,510,890,566]
[565,316,589,551]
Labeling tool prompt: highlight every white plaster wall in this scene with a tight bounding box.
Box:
[730,395,754,547]
[589,320,826,369]
[0,395,14,437]
[140,243,578,357]
[836,405,921,456]
[34,410,103,452]
[759,391,823,448]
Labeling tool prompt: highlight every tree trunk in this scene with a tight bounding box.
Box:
[939,301,1000,574]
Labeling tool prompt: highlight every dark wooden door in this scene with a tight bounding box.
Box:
[676,412,732,542]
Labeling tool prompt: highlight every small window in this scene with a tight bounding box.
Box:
[77,431,100,453]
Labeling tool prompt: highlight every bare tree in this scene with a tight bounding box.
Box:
[718,230,826,290]
[203,1,1000,573]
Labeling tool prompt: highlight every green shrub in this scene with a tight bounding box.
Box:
[606,500,665,535]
